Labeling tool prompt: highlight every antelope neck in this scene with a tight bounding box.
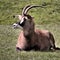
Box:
[24,31,35,41]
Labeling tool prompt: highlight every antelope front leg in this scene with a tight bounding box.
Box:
[16,31,28,51]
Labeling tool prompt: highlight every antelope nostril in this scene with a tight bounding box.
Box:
[13,15,15,18]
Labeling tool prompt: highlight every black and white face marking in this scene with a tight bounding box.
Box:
[13,23,20,28]
[19,18,26,27]
[20,16,28,24]
[13,17,27,28]
[13,14,30,29]
[20,17,24,24]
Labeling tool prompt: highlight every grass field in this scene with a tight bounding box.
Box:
[0,24,60,60]
[0,0,60,25]
[0,0,60,60]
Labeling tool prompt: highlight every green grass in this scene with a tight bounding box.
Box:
[0,24,60,60]
[0,0,60,24]
[0,0,60,60]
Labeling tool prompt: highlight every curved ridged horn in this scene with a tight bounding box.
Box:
[22,5,31,16]
[24,5,44,14]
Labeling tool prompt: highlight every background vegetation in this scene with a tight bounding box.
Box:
[0,0,60,24]
[0,0,60,60]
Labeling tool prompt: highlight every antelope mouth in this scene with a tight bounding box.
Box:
[13,23,19,28]
[16,47,22,51]
[13,23,22,29]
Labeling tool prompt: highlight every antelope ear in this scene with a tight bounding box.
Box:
[18,15,22,20]
[13,15,22,20]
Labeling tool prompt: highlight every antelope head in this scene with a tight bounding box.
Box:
[13,5,43,36]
